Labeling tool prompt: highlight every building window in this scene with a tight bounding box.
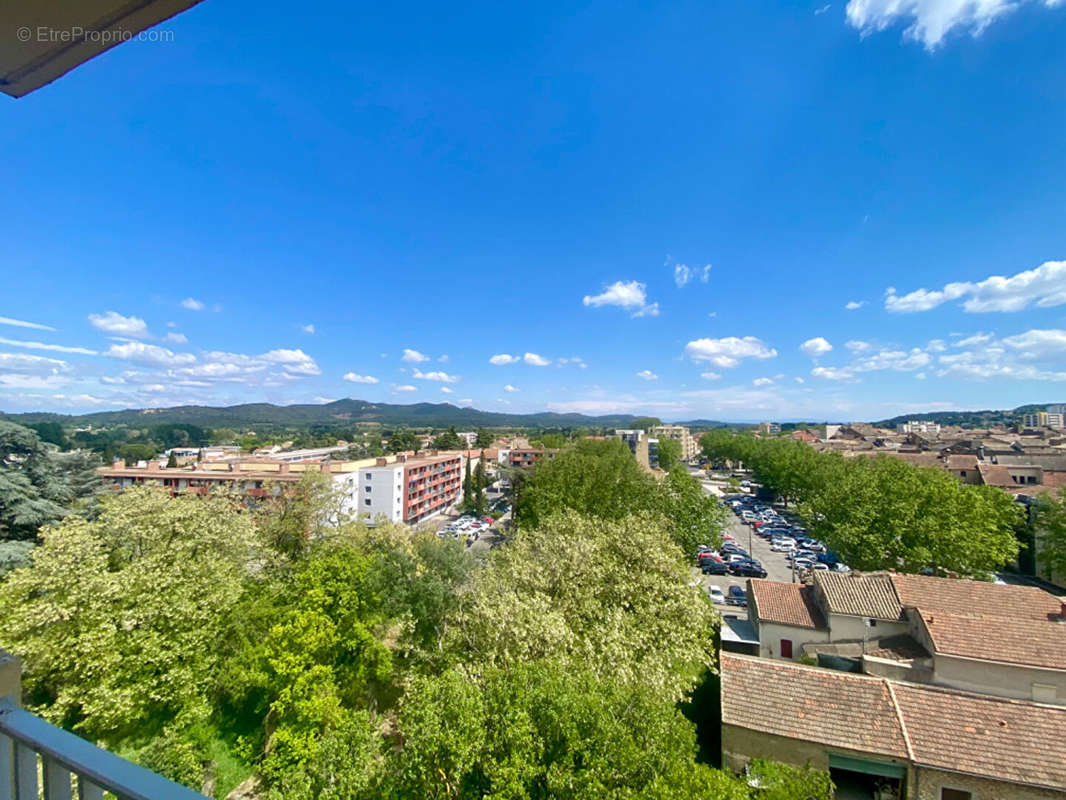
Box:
[780,639,793,659]
[940,789,972,800]
[365,473,371,480]
[868,619,877,627]
[365,486,371,493]
[364,499,371,506]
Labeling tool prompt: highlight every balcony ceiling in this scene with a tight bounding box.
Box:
[1,0,203,98]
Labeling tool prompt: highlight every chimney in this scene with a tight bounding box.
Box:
[376,457,388,466]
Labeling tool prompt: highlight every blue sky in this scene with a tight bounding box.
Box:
[2,0,1065,421]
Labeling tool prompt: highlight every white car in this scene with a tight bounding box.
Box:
[708,586,726,604]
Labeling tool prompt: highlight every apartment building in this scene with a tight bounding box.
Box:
[356,452,463,524]
[614,429,659,470]
[896,420,941,435]
[649,424,698,461]
[756,422,781,435]
[506,448,557,469]
[1022,410,1066,429]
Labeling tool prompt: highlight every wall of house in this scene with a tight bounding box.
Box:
[862,655,934,684]
[914,767,1064,800]
[756,621,830,660]
[721,724,909,778]
[827,613,908,643]
[931,655,1066,705]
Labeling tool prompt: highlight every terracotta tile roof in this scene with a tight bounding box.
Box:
[720,654,908,758]
[748,580,825,629]
[945,454,978,470]
[1043,470,1066,489]
[890,573,1062,622]
[813,571,903,620]
[865,634,930,661]
[976,463,1016,487]
[892,683,1066,791]
[916,610,1066,670]
[722,654,1066,791]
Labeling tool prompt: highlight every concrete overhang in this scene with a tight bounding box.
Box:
[1,0,203,98]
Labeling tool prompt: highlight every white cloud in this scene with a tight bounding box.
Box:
[700,371,722,380]
[343,372,379,384]
[106,342,196,368]
[794,377,805,383]
[844,300,865,310]
[0,353,70,375]
[262,349,320,375]
[413,369,460,383]
[800,337,834,358]
[402,348,430,363]
[674,263,712,288]
[636,369,659,381]
[460,398,473,406]
[582,280,659,318]
[684,336,778,368]
[88,311,150,338]
[393,384,417,392]
[0,336,96,355]
[489,354,519,365]
[164,332,188,344]
[845,340,871,353]
[845,0,1063,49]
[438,354,449,363]
[0,316,55,331]
[440,386,454,394]
[557,356,588,369]
[936,330,1066,381]
[504,384,520,392]
[925,339,948,352]
[315,397,337,404]
[301,324,315,335]
[753,377,774,386]
[524,352,551,366]
[180,298,205,311]
[815,3,831,14]
[885,260,1066,313]
[811,365,857,381]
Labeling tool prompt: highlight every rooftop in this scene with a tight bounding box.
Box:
[722,653,1066,791]
[813,571,903,621]
[748,580,825,629]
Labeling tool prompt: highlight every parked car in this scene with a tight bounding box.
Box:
[702,560,729,575]
[726,585,748,606]
[729,560,768,578]
[708,586,726,603]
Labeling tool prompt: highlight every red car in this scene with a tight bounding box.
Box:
[482,516,494,524]
[698,551,723,563]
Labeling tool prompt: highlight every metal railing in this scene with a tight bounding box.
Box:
[0,699,208,800]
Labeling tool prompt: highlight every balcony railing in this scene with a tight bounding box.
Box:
[0,652,208,800]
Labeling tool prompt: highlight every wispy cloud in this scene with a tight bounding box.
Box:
[524,352,551,366]
[401,348,430,363]
[0,316,55,331]
[673,263,712,288]
[814,3,831,15]
[684,336,777,368]
[636,369,658,381]
[180,298,205,311]
[845,300,865,310]
[0,336,96,355]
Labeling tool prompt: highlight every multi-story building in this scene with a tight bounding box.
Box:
[614,429,659,470]
[99,451,463,526]
[649,424,698,461]
[756,422,781,435]
[356,452,463,524]
[896,420,941,435]
[1022,410,1065,429]
[457,431,478,447]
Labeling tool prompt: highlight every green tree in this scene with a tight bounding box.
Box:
[166,452,179,468]
[387,429,420,453]
[0,421,95,541]
[1034,487,1066,581]
[462,457,474,507]
[475,429,494,449]
[384,661,749,800]
[27,421,68,449]
[451,511,717,701]
[472,453,488,516]
[0,487,258,741]
[656,437,683,471]
[539,432,566,449]
[432,427,463,451]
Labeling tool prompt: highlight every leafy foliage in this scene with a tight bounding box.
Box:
[699,431,1021,575]
[1035,487,1066,581]
[0,487,257,740]
[656,436,683,471]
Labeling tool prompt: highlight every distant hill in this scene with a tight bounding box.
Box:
[873,404,1052,430]
[0,398,715,431]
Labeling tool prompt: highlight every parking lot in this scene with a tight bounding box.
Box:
[691,478,806,610]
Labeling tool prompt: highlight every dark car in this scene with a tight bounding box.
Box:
[701,560,729,575]
[726,585,748,606]
[728,560,768,578]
